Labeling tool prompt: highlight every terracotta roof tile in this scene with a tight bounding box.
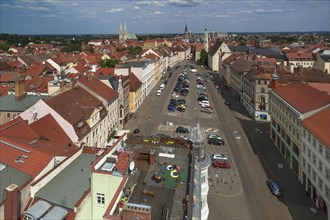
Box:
[29,114,73,146]
[286,52,314,60]
[273,83,330,113]
[302,107,330,148]
[46,86,101,126]
[129,73,142,92]
[0,117,78,177]
[95,68,115,76]
[78,75,118,104]
[307,82,330,95]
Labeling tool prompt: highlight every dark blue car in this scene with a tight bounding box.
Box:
[167,104,176,112]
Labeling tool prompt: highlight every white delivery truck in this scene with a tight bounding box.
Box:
[160,84,165,91]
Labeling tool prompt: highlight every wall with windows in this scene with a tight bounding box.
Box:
[301,126,330,216]
[90,172,124,220]
[269,92,302,178]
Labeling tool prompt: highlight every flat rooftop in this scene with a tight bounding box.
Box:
[123,136,192,219]
[35,153,96,210]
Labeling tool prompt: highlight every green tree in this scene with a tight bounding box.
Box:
[99,59,119,68]
[199,49,208,66]
[0,43,9,51]
[60,43,81,52]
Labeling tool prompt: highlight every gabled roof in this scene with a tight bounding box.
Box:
[0,118,56,178]
[78,75,118,104]
[273,83,330,114]
[208,40,223,56]
[46,86,102,126]
[29,114,73,147]
[286,52,314,60]
[129,72,142,92]
[95,68,115,76]
[230,57,256,73]
[303,107,330,148]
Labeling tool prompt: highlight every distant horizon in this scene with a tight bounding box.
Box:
[1,30,328,37]
[1,0,328,35]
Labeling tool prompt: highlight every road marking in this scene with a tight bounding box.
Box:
[205,128,212,132]
[213,129,218,133]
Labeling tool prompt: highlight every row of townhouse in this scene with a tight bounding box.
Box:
[216,47,330,217]
[207,40,330,74]
[268,83,330,219]
[0,43,191,125]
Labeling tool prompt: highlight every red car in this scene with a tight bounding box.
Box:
[212,160,231,169]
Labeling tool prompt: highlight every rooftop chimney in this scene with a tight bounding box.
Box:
[4,184,19,220]
[15,74,26,101]
[269,65,279,90]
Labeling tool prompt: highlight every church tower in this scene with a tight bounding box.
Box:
[204,25,209,52]
[119,23,123,42]
[269,65,279,89]
[124,23,128,41]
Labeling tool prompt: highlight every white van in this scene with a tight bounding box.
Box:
[156,90,162,96]
[160,84,165,91]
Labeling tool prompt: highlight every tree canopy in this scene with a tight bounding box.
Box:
[99,59,119,68]
[198,49,208,66]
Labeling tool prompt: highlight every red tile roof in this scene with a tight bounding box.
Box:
[303,107,330,148]
[95,68,115,76]
[273,83,330,113]
[0,117,78,177]
[78,75,118,104]
[46,86,101,126]
[307,82,330,95]
[129,73,142,92]
[286,52,314,60]
[29,114,73,147]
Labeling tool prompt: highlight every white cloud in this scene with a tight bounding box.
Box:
[105,8,124,13]
[215,14,230,18]
[27,6,49,11]
[152,11,164,15]
[255,8,284,13]
[80,9,96,18]
[71,2,79,6]
[137,1,167,7]
[132,6,141,11]
[42,14,58,18]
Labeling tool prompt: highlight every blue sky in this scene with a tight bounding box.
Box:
[1,0,329,35]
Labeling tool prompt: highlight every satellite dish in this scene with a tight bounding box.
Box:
[116,144,123,152]
[129,161,135,171]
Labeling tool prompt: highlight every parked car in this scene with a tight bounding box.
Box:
[177,106,186,112]
[208,137,225,145]
[167,104,176,112]
[212,160,231,169]
[266,179,283,197]
[172,92,179,98]
[176,126,189,133]
[198,96,208,102]
[211,153,228,161]
[156,134,171,139]
[133,128,142,137]
[178,99,186,104]
[180,90,188,96]
[199,100,210,105]
[156,90,162,96]
[201,107,213,113]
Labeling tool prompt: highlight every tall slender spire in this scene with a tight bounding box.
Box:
[124,23,127,34]
[204,25,209,52]
[120,23,122,34]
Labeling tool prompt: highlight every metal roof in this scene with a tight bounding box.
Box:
[35,153,96,210]
[0,164,32,203]
[23,200,51,219]
[40,205,68,220]
[0,94,49,112]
